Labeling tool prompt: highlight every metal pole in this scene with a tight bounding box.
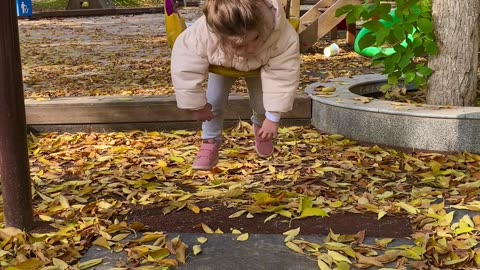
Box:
[0,0,34,230]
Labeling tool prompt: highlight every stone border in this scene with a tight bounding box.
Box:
[305,74,480,153]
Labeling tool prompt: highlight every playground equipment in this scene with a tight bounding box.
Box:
[165,0,361,77]
[354,8,416,58]
[297,0,361,52]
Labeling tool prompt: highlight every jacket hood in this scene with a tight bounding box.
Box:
[263,0,286,32]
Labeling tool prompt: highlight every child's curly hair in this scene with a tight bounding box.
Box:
[203,0,273,47]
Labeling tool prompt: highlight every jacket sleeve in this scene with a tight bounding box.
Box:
[261,25,300,113]
[171,25,210,110]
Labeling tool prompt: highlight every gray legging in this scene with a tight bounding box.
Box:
[202,73,266,140]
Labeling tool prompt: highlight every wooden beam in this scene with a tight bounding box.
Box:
[299,0,337,31]
[0,0,34,230]
[299,0,361,52]
[28,119,313,133]
[25,95,311,125]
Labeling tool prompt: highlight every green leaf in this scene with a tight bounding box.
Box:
[391,51,401,63]
[418,18,433,33]
[413,76,427,87]
[393,44,406,53]
[417,66,433,77]
[384,57,396,74]
[376,3,392,16]
[398,53,412,69]
[335,4,355,17]
[362,21,383,32]
[376,28,390,45]
[413,36,423,48]
[404,71,416,84]
[387,74,399,85]
[424,39,438,55]
[393,28,405,41]
[399,0,417,11]
[344,5,364,24]
[358,32,376,50]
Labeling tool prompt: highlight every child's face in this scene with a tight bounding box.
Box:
[227,30,262,57]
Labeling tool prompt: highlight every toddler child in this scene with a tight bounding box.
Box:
[171,0,300,170]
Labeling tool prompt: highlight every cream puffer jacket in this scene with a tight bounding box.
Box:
[171,0,300,115]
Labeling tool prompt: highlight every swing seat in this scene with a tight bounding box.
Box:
[164,0,299,78]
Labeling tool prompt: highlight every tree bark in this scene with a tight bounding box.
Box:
[427,0,479,106]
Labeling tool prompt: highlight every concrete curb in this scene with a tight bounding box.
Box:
[305,74,480,153]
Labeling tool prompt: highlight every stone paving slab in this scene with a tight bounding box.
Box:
[81,233,414,270]
[79,206,480,269]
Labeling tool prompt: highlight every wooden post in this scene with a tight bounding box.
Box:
[0,0,34,230]
[290,0,301,18]
[346,23,356,46]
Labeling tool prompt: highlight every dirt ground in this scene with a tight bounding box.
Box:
[18,10,376,99]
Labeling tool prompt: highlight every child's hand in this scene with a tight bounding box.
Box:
[192,103,214,121]
[258,118,279,140]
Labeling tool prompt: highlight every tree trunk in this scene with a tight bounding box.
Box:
[427,0,479,106]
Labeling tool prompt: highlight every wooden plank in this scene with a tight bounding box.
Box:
[25,95,311,125]
[299,0,361,52]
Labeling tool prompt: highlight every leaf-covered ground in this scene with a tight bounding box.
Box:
[2,122,480,269]
[32,0,163,12]
[18,12,376,100]
[8,11,480,270]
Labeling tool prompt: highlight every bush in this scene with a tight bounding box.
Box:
[336,0,437,94]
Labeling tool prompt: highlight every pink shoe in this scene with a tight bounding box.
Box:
[254,125,274,158]
[192,139,221,170]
